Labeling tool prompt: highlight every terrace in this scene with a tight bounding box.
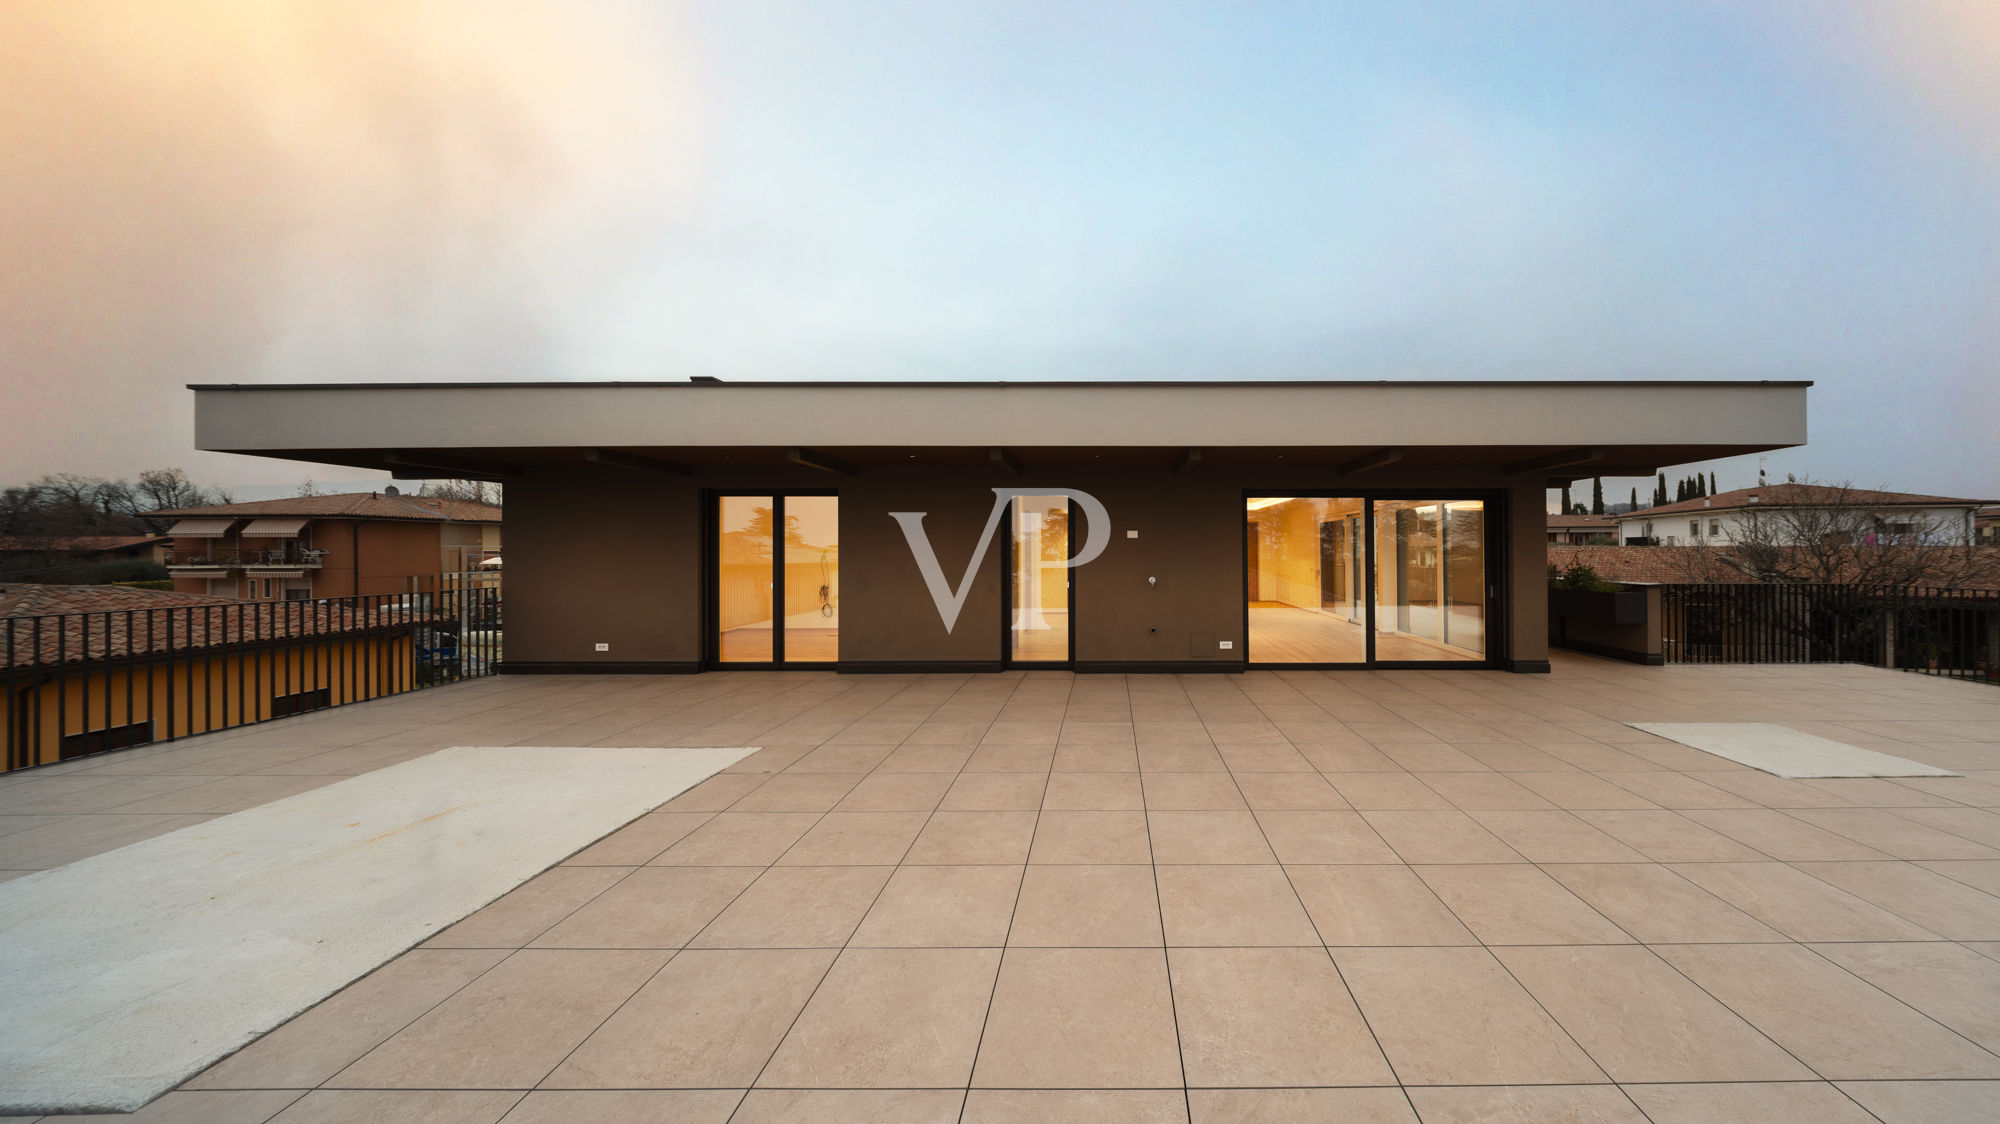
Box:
[1,655,1996,1122]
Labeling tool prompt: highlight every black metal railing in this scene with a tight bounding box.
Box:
[1661,583,1999,683]
[3,572,502,773]
[164,545,327,568]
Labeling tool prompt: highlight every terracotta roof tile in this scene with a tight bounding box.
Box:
[1636,484,1994,519]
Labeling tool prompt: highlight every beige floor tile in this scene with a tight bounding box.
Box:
[850,865,1022,947]
[1573,810,1766,862]
[878,744,976,772]
[1332,946,1605,1085]
[57,1089,307,1123]
[1252,810,1399,864]
[1454,744,1580,771]
[1188,1087,1415,1123]
[1895,807,2000,848]
[963,1090,1185,1123]
[658,772,768,812]
[1147,811,1276,863]
[1681,810,1889,862]
[1137,743,1228,771]
[1402,1085,1644,1123]
[1008,864,1163,946]
[1621,1082,1876,1124]
[1169,946,1393,1086]
[424,867,630,949]
[1157,864,1320,946]
[1030,810,1152,863]
[787,744,896,773]
[775,811,928,865]
[1810,941,2000,1053]
[1231,772,1349,810]
[1041,771,1145,810]
[501,1089,743,1123]
[1834,1079,2000,1124]
[331,949,666,1089]
[268,1089,520,1123]
[1542,863,1784,943]
[1601,770,1756,809]
[1918,858,2000,895]
[1052,743,1141,772]
[903,810,1038,864]
[1506,771,1659,809]
[563,812,713,865]
[544,948,833,1088]
[1415,864,1632,944]
[760,947,1000,1087]
[532,867,760,949]
[1794,860,2000,939]
[963,744,1056,772]
[1286,865,1476,946]
[1142,773,1247,810]
[729,773,864,812]
[1669,862,1939,941]
[1361,811,1522,863]
[690,865,892,948]
[1415,773,1557,810]
[1788,809,2000,860]
[1298,745,1404,772]
[1463,810,1647,862]
[1374,743,1488,772]
[1495,945,1811,1082]
[939,772,1047,810]
[1657,943,2000,1079]
[1214,742,1315,771]
[1323,773,1452,810]
[733,1089,961,1123]
[188,949,509,1089]
[651,812,821,866]
[833,771,954,811]
[972,948,1183,1088]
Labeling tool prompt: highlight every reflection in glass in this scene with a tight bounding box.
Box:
[1010,495,1070,662]
[1245,497,1367,663]
[783,496,839,662]
[1374,499,1484,661]
[717,496,775,662]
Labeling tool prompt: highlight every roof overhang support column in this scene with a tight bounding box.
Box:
[989,448,1023,475]
[1172,448,1202,475]
[1337,447,1403,475]
[787,447,857,476]
[584,448,693,476]
[383,452,517,480]
[1503,447,1605,476]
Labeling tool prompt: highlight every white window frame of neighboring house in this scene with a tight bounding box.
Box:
[1690,520,1700,539]
[1710,520,1721,537]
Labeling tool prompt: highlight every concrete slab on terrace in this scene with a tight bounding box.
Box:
[1630,722,1960,779]
[1,653,1997,1122]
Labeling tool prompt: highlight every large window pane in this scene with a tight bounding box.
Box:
[784,496,839,662]
[717,496,774,663]
[1010,495,1069,662]
[1374,499,1484,661]
[1246,497,1366,663]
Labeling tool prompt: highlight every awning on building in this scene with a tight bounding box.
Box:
[167,519,235,538]
[240,518,309,538]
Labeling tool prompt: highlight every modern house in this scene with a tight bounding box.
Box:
[186,379,1809,673]
[156,492,501,601]
[1,582,428,770]
[1616,484,1990,546]
[1544,513,1618,545]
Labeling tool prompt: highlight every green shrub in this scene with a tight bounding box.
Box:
[1550,562,1621,592]
[95,558,170,583]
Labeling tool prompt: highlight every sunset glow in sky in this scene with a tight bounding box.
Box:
[3,1,1995,496]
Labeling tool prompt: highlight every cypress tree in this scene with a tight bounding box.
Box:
[1560,482,1572,514]
[1709,471,1718,494]
[1629,486,1638,511]
[1655,473,1668,506]
[1590,478,1604,515]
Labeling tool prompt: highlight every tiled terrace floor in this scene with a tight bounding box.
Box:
[5,654,2000,1122]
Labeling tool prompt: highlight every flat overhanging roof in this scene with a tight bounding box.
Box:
[191,379,1809,480]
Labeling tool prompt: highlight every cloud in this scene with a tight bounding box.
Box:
[0,0,692,484]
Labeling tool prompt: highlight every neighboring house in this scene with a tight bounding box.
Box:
[1545,513,1618,545]
[1615,484,1992,546]
[1978,506,2000,547]
[0,535,171,579]
[1,583,428,770]
[1547,543,2000,589]
[154,490,500,601]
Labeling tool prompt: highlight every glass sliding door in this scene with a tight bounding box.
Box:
[1245,497,1367,663]
[716,495,775,663]
[1009,494,1070,663]
[783,495,840,662]
[1373,499,1485,662]
[714,494,839,666]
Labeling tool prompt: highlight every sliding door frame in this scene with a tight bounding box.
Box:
[1001,494,1078,670]
[1240,488,1507,670]
[703,488,839,670]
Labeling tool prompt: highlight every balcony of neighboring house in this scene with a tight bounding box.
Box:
[164,543,328,575]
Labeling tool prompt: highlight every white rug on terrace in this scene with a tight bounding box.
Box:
[0,744,755,1114]
[1628,723,1959,779]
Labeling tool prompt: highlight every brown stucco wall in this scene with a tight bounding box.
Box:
[497,462,1546,672]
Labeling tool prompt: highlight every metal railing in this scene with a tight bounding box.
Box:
[164,545,327,568]
[1661,583,1999,684]
[3,572,502,772]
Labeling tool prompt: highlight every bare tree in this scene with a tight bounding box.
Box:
[415,479,502,505]
[296,478,323,497]
[1729,479,1987,589]
[134,467,213,511]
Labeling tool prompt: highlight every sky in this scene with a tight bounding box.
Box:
[2,1,1996,501]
